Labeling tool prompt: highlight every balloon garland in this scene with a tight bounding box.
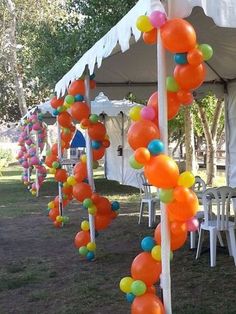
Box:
[120,11,213,313]
[45,77,120,260]
[17,112,47,196]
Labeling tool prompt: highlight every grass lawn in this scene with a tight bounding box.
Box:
[0,165,235,314]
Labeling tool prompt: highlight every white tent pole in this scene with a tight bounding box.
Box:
[35,112,39,197]
[157,25,172,314]
[84,74,96,246]
[26,113,31,183]
[121,112,124,184]
[57,118,63,220]
[224,86,230,185]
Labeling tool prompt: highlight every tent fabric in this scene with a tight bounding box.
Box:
[55,0,236,99]
[70,130,86,148]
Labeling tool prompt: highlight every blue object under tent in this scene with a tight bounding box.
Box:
[70,130,86,148]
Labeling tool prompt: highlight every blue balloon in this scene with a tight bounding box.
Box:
[91,141,101,150]
[53,109,59,116]
[86,251,95,261]
[126,293,135,303]
[75,94,84,102]
[141,236,155,252]
[111,201,120,211]
[148,139,164,155]
[174,53,188,65]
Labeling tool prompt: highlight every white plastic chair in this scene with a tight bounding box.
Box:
[136,172,159,228]
[189,176,207,249]
[196,186,236,267]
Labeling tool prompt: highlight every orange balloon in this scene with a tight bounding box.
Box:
[58,112,72,128]
[155,223,187,251]
[187,48,203,66]
[174,63,206,91]
[68,80,85,96]
[102,139,110,148]
[177,90,193,105]
[147,91,181,121]
[45,154,58,168]
[161,18,196,53]
[173,186,192,202]
[88,122,106,141]
[69,125,76,132]
[144,154,179,189]
[50,96,64,109]
[143,28,157,45]
[74,230,90,248]
[81,118,91,129]
[167,190,198,222]
[48,208,59,221]
[170,221,187,236]
[73,182,92,202]
[96,197,112,215]
[54,196,69,208]
[91,192,101,204]
[61,132,73,144]
[73,162,87,176]
[131,294,164,314]
[55,169,68,183]
[128,120,160,150]
[53,221,62,228]
[131,252,161,286]
[74,171,87,183]
[70,102,90,122]
[134,147,151,164]
[62,185,73,195]
[90,80,96,89]
[146,285,156,294]
[92,146,105,161]
[95,215,112,231]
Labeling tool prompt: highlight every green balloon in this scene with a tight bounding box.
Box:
[63,128,70,134]
[131,280,147,296]
[52,161,60,169]
[83,198,93,208]
[46,149,51,156]
[166,76,179,92]
[89,114,99,123]
[159,189,174,203]
[63,216,70,224]
[79,246,88,256]
[129,155,143,169]
[58,106,65,113]
[65,95,75,105]
[198,44,213,61]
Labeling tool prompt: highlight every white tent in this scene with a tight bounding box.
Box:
[91,92,142,188]
[53,1,236,312]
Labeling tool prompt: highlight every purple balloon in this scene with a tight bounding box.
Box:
[141,107,156,121]
[149,10,167,28]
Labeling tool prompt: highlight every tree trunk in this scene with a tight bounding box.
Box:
[198,101,223,185]
[184,106,197,173]
[4,0,27,116]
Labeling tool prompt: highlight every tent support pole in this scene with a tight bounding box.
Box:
[35,111,39,197]
[157,26,172,314]
[224,84,230,185]
[57,118,63,222]
[84,73,96,248]
[121,112,124,184]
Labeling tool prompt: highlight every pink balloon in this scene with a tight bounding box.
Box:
[141,107,156,121]
[149,10,167,28]
[30,156,39,165]
[186,217,199,232]
[22,161,29,168]
[32,122,41,131]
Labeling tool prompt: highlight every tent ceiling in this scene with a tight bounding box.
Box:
[55,0,236,100]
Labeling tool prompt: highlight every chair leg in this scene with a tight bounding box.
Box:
[190,231,196,249]
[151,202,156,225]
[196,227,204,259]
[138,202,144,225]
[217,231,224,247]
[148,201,152,228]
[225,230,232,256]
[210,228,217,267]
[228,229,236,266]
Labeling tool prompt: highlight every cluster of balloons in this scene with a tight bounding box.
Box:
[119,11,212,313]
[17,112,47,195]
[120,234,170,313]
[136,11,213,111]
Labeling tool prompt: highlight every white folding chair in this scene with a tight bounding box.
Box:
[190,176,207,249]
[196,186,236,267]
[136,172,159,228]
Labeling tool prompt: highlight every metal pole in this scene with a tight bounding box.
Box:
[57,118,63,219]
[84,73,96,246]
[157,28,172,314]
[35,113,40,197]
[121,112,124,184]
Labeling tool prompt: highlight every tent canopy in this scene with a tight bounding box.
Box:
[55,0,236,100]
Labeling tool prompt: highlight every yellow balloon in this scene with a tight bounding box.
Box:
[151,245,162,261]
[80,154,87,163]
[48,201,54,209]
[56,215,63,223]
[129,106,142,121]
[178,171,195,188]
[49,168,56,174]
[119,277,134,293]
[87,242,96,251]
[136,15,153,33]
[31,190,37,196]
[88,205,97,215]
[81,220,90,231]
[63,182,70,189]
[67,176,77,186]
